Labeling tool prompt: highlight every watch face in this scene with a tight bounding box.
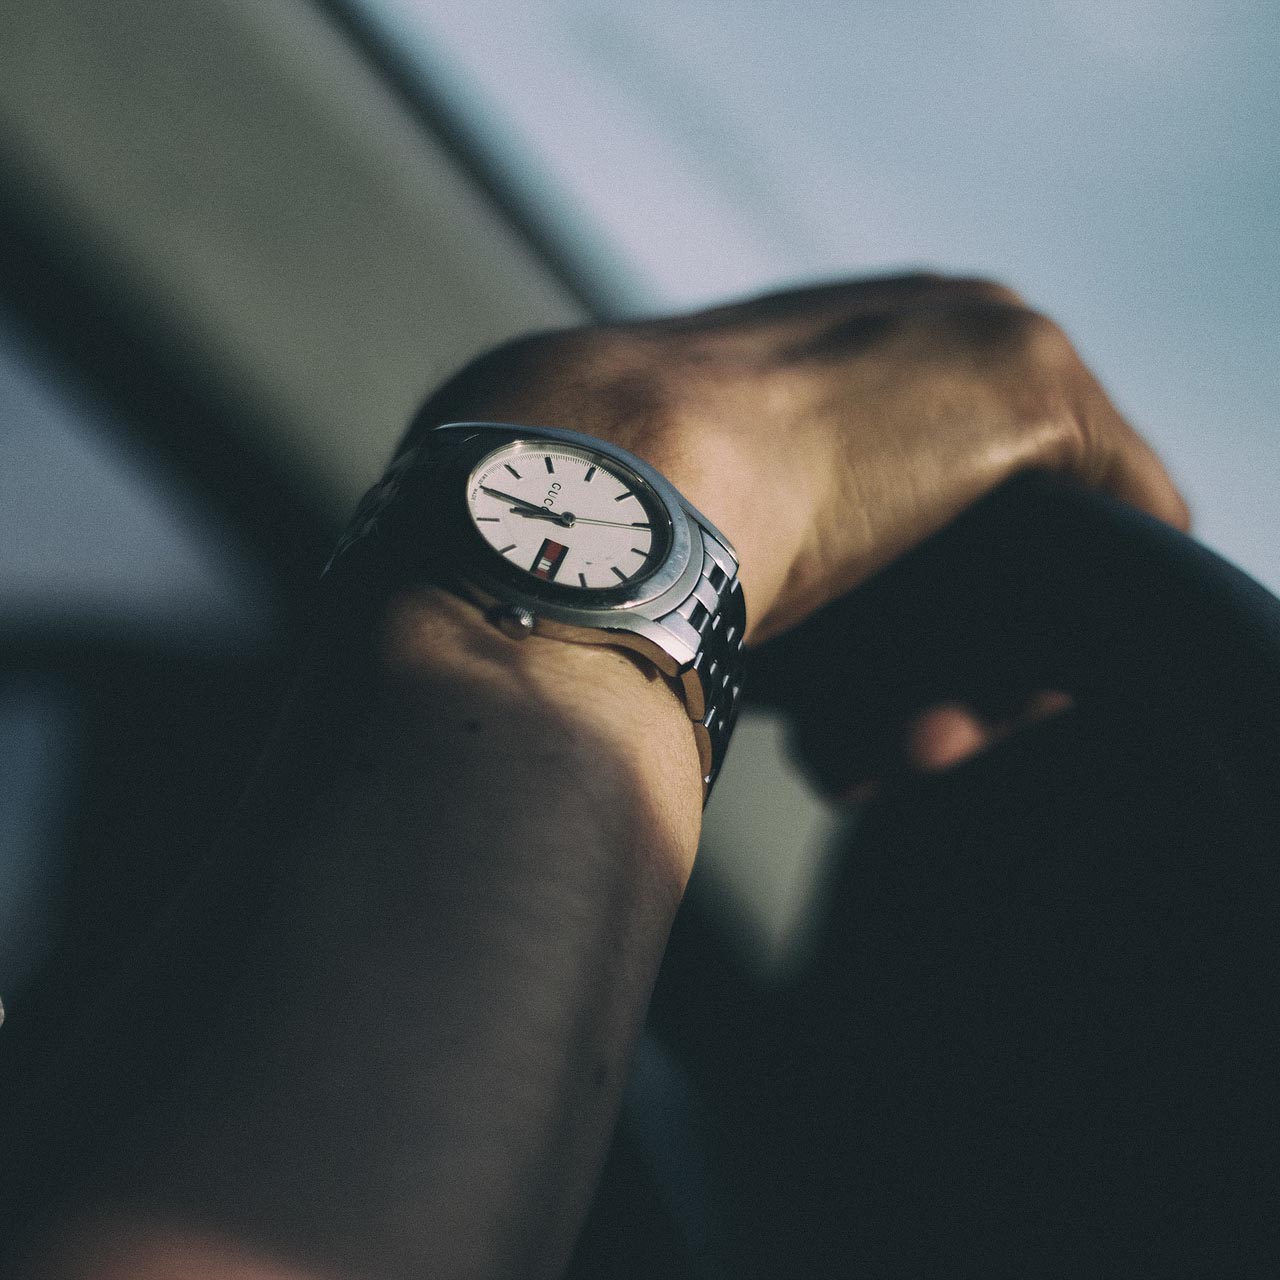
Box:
[466,440,670,592]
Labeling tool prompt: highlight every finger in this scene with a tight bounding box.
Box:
[831,692,1072,803]
[904,704,995,772]
[906,691,1075,772]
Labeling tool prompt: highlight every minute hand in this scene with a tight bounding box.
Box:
[562,515,651,529]
[508,508,646,531]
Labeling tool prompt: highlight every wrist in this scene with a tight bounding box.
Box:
[378,586,704,875]
[347,419,746,798]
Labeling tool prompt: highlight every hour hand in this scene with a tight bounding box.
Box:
[480,484,542,512]
[511,506,566,523]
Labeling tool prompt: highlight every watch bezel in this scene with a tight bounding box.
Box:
[421,424,702,622]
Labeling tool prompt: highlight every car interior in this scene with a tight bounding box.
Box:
[3,2,1278,1275]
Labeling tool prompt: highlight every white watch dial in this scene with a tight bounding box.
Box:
[466,441,665,589]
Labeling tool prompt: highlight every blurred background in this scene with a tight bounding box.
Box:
[1,0,1276,1019]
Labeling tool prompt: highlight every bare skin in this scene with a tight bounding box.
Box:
[420,271,1186,784]
[8,275,1185,1279]
[418,273,1186,646]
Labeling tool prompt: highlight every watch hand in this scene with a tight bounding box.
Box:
[481,485,544,513]
[484,489,645,532]
[508,506,574,527]
[508,509,644,531]
[560,516,647,530]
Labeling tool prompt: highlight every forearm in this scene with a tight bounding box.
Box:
[10,271,1189,1278]
[14,588,701,1279]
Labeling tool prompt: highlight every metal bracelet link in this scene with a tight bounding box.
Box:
[659,527,746,794]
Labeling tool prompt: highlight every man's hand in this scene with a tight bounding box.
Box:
[416,272,1187,646]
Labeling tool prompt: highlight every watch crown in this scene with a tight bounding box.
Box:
[495,605,536,640]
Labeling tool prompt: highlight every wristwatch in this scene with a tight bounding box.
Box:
[330,421,746,801]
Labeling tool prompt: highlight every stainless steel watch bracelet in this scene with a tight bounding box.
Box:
[648,522,746,795]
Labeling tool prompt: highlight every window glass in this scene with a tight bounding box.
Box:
[0,307,273,646]
[0,303,273,995]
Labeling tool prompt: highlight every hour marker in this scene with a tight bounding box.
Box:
[584,465,597,482]
[476,516,500,522]
[614,490,633,502]
[504,464,521,479]
[611,566,627,581]
[630,547,646,556]
[544,456,555,473]
[578,573,589,588]
[498,543,517,554]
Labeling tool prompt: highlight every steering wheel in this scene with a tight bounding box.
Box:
[752,470,1280,820]
[573,473,1280,1278]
